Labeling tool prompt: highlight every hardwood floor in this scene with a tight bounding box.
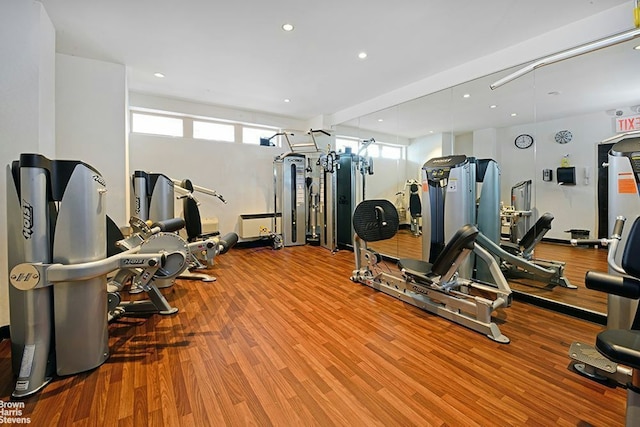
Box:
[0,244,626,426]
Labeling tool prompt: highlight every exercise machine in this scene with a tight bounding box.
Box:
[569,217,631,382]
[132,170,175,222]
[501,180,533,243]
[421,155,570,288]
[421,155,476,277]
[131,171,234,283]
[582,216,640,426]
[105,216,188,320]
[273,152,307,246]
[318,149,339,252]
[350,199,512,342]
[336,139,375,248]
[177,178,237,270]
[273,129,341,250]
[7,154,187,398]
[491,212,574,289]
[569,136,640,385]
[406,179,422,236]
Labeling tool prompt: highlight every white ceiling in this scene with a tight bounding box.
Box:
[344,37,640,138]
[41,0,636,135]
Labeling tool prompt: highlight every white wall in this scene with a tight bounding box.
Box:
[471,129,498,161]
[0,1,55,326]
[497,111,614,239]
[408,133,445,178]
[55,54,128,225]
[127,93,312,236]
[454,132,473,156]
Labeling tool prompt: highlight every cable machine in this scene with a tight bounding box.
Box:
[272,129,334,248]
[336,138,375,248]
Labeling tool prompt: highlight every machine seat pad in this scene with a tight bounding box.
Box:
[398,258,434,282]
[596,329,640,370]
[499,241,520,255]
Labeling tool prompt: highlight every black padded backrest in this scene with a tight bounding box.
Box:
[519,212,553,250]
[622,216,640,278]
[431,224,479,276]
[180,179,202,241]
[409,184,422,217]
[353,199,399,242]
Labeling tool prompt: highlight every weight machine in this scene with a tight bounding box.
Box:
[569,136,640,387]
[405,179,422,236]
[500,180,533,243]
[421,155,570,288]
[351,199,512,343]
[7,154,190,398]
[272,129,339,249]
[131,171,236,283]
[336,138,375,248]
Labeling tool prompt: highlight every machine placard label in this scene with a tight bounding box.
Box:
[447,178,458,192]
[617,173,637,194]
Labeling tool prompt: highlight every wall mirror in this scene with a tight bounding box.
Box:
[336,34,640,318]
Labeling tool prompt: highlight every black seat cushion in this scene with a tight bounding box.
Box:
[596,329,640,370]
[431,224,478,276]
[518,212,553,250]
[398,258,434,283]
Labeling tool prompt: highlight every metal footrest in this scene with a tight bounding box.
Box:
[569,341,617,373]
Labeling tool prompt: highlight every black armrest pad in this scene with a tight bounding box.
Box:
[596,329,640,370]
[585,271,640,299]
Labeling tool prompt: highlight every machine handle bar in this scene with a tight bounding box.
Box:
[150,217,185,233]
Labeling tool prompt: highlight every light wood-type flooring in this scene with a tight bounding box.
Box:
[0,243,627,426]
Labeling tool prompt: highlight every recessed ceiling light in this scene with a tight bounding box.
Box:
[154,72,165,78]
[284,98,291,103]
[511,113,517,117]
[377,118,383,122]
[548,91,561,96]
[282,23,294,32]
[463,93,471,98]
[358,52,368,59]
[429,130,434,134]
[634,44,640,50]
[490,104,497,109]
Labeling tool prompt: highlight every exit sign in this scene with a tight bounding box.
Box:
[615,114,640,132]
